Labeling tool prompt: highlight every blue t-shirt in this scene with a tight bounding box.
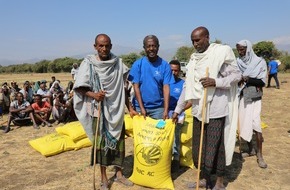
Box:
[268,60,278,74]
[128,56,173,109]
[169,78,184,110]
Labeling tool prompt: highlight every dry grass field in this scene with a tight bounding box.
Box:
[0,73,73,88]
[0,73,290,190]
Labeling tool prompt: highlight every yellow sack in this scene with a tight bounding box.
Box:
[180,143,192,158]
[181,108,193,143]
[129,116,175,190]
[124,114,134,137]
[29,133,76,157]
[55,121,87,142]
[74,137,92,150]
[180,120,193,144]
[180,155,194,169]
[261,121,268,129]
[180,141,194,168]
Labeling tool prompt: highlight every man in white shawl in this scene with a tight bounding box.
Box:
[173,27,241,190]
[236,40,268,169]
[73,34,136,189]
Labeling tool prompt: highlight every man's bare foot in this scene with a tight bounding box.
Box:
[213,176,226,190]
[257,153,267,168]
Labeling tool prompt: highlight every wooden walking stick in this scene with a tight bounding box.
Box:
[93,102,102,190]
[196,68,209,190]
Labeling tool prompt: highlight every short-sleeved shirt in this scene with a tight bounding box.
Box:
[31,101,51,112]
[268,60,278,74]
[10,100,30,118]
[128,56,173,109]
[169,78,184,110]
[37,88,50,96]
[37,88,51,102]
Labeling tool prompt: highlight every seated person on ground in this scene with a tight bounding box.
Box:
[0,83,11,113]
[37,80,52,105]
[64,81,74,101]
[31,94,52,127]
[3,92,39,133]
[49,76,56,89]
[19,81,34,104]
[52,91,73,125]
[10,81,21,102]
[32,81,40,94]
[49,80,64,100]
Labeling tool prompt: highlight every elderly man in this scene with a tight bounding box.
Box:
[173,26,241,190]
[3,92,39,133]
[128,35,173,120]
[236,40,268,168]
[73,34,136,190]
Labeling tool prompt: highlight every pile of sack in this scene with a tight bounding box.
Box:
[29,121,92,157]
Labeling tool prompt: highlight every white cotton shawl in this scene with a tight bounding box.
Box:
[236,40,267,83]
[73,53,128,150]
[185,43,239,166]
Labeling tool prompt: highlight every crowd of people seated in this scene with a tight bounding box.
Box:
[0,77,77,133]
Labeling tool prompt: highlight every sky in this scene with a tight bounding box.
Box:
[1,0,290,64]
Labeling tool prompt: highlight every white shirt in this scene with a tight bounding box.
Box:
[71,67,79,80]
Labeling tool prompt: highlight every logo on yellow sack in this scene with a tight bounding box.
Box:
[136,143,163,166]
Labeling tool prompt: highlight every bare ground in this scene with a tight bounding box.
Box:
[0,73,290,190]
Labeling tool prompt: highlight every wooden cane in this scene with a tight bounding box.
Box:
[196,68,209,190]
[93,102,102,190]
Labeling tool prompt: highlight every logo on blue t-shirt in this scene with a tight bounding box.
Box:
[154,70,161,77]
[173,87,181,94]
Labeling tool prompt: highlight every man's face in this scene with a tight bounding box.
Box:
[143,38,159,60]
[94,36,112,61]
[40,83,46,89]
[16,93,24,102]
[236,44,247,57]
[11,82,17,88]
[191,30,209,53]
[24,83,29,89]
[170,64,180,78]
[34,96,42,104]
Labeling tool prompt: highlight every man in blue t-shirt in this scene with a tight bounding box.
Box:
[267,59,280,89]
[128,35,173,120]
[168,60,189,172]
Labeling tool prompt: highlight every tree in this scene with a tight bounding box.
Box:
[253,41,281,62]
[139,50,146,57]
[33,60,50,73]
[280,51,290,72]
[120,53,141,68]
[174,46,195,62]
